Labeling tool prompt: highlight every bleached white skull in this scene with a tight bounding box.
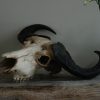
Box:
[2,44,43,81]
[0,24,56,81]
[1,40,52,81]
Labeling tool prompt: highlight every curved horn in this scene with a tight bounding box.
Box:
[52,42,100,79]
[18,24,56,44]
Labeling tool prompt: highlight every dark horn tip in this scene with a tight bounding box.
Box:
[33,24,57,34]
[94,51,100,54]
[94,51,100,53]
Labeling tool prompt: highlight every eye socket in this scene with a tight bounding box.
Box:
[24,38,35,44]
[36,55,51,67]
[35,51,51,67]
[42,47,46,50]
[41,45,48,50]
[38,56,50,65]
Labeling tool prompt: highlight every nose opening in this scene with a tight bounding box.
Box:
[0,58,17,73]
[1,58,17,68]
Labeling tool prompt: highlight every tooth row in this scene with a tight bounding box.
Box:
[13,75,30,82]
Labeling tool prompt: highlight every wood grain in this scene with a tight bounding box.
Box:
[0,73,99,100]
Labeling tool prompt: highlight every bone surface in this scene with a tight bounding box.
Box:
[24,36,52,47]
[2,44,42,81]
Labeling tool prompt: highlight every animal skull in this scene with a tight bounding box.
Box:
[1,39,53,81]
[0,24,56,81]
[2,43,51,81]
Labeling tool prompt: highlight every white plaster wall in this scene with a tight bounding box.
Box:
[0,0,100,67]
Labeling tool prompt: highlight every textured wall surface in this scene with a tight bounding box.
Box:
[0,0,100,67]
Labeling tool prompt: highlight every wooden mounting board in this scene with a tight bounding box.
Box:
[0,73,99,100]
